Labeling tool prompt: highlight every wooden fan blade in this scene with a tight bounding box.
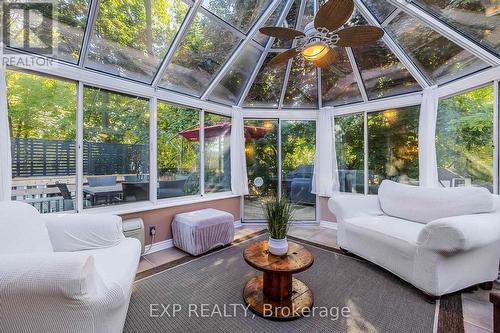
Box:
[269,48,300,66]
[314,0,354,32]
[312,48,337,68]
[335,26,384,47]
[259,27,305,40]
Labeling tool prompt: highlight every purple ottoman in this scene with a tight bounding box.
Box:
[172,208,235,256]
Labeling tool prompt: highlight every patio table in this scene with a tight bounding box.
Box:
[83,184,123,206]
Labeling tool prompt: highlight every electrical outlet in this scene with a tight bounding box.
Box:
[149,226,156,237]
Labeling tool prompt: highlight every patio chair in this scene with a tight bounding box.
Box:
[123,174,150,182]
[55,182,74,211]
[158,179,186,199]
[87,175,117,187]
[123,182,149,202]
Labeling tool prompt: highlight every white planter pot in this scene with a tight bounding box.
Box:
[268,237,288,256]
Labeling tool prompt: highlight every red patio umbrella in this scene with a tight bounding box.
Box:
[178,123,271,142]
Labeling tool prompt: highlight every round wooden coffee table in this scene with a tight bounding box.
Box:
[243,240,314,320]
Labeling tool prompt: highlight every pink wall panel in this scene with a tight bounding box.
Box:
[120,197,241,245]
[319,196,336,222]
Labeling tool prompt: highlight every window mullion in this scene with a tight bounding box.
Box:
[364,111,368,195]
[494,80,499,194]
[149,96,158,204]
[76,82,84,212]
[200,110,205,196]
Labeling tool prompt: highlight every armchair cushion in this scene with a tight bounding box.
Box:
[378,180,493,224]
[0,252,106,298]
[44,214,125,252]
[0,201,53,254]
[417,212,500,253]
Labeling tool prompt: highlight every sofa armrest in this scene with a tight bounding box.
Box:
[417,212,500,253]
[328,194,383,221]
[43,214,125,252]
[0,253,106,298]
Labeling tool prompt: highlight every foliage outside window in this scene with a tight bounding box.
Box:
[83,87,150,208]
[244,119,279,220]
[436,85,494,191]
[413,0,500,56]
[159,11,241,97]
[353,40,421,100]
[87,0,189,83]
[335,114,365,194]
[7,70,77,213]
[385,12,488,85]
[244,54,287,108]
[209,44,262,105]
[368,106,420,193]
[281,120,316,221]
[4,0,90,63]
[157,103,200,199]
[204,113,231,193]
[201,0,274,34]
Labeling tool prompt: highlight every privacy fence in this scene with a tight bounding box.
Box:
[11,138,149,177]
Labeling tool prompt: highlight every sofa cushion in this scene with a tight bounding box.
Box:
[0,201,53,254]
[343,215,424,280]
[378,180,493,224]
[346,215,424,244]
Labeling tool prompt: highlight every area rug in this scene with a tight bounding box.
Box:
[125,234,453,333]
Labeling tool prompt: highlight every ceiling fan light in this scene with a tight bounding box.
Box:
[302,42,329,61]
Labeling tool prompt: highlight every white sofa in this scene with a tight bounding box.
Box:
[0,201,141,333]
[329,180,500,297]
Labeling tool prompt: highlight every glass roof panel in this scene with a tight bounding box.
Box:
[361,0,397,23]
[208,43,263,105]
[201,0,274,33]
[386,12,489,85]
[413,0,500,55]
[273,0,301,49]
[299,0,316,31]
[4,0,90,63]
[86,0,189,83]
[352,40,421,100]
[322,47,364,106]
[159,11,242,97]
[283,59,318,108]
[254,0,290,46]
[244,53,287,108]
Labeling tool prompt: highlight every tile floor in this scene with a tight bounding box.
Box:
[136,224,496,332]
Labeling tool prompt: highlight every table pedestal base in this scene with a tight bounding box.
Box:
[243,275,313,320]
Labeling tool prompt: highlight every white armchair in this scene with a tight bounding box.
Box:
[0,201,141,333]
[329,180,500,297]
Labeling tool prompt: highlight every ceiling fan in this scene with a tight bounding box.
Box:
[259,0,384,68]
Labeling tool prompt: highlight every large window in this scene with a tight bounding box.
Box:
[436,85,494,191]
[204,113,231,193]
[83,87,150,208]
[368,106,420,193]
[335,114,365,194]
[157,102,200,199]
[334,106,420,194]
[244,119,279,220]
[244,119,316,221]
[7,70,77,213]
[281,120,316,221]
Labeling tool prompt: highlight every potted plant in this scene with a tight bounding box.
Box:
[265,197,295,256]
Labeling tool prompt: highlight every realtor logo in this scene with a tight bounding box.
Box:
[2,1,54,55]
